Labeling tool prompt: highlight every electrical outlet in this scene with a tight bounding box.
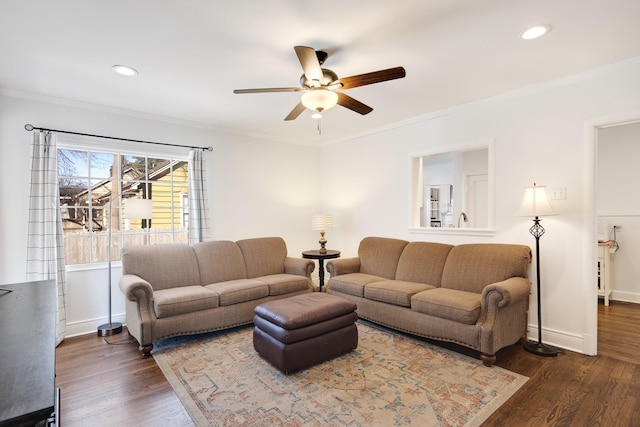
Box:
[550,187,566,200]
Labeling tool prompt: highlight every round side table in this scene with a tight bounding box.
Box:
[302,250,341,292]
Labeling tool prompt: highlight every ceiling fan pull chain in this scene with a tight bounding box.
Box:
[317,117,322,135]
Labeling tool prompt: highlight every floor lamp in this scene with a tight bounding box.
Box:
[516,183,558,356]
[97,197,153,337]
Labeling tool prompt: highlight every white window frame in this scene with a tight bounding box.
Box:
[57,138,190,269]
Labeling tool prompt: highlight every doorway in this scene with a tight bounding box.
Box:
[464,173,488,228]
[594,118,640,354]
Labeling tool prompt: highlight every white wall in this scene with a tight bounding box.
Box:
[321,57,640,355]
[3,57,640,351]
[597,122,640,302]
[0,94,321,336]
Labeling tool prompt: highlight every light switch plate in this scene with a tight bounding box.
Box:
[550,187,566,200]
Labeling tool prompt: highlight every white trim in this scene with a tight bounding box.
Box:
[584,119,599,356]
[610,290,640,304]
[526,324,586,355]
[408,227,496,237]
[8,58,640,149]
[180,192,189,228]
[65,261,121,273]
[408,138,494,160]
[65,314,126,338]
[597,211,640,217]
[585,110,640,356]
[1,88,220,132]
[323,57,640,147]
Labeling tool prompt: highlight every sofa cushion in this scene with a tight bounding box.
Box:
[358,237,409,279]
[411,288,481,325]
[328,273,385,297]
[237,237,287,278]
[193,240,247,284]
[153,286,219,318]
[395,242,453,285]
[122,244,201,291]
[256,274,311,296]
[364,280,436,307]
[205,279,269,306]
[441,244,532,293]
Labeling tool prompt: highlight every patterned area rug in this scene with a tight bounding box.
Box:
[153,322,527,426]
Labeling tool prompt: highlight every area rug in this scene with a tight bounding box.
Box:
[152,322,527,426]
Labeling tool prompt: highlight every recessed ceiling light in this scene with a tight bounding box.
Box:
[112,65,138,76]
[520,25,551,40]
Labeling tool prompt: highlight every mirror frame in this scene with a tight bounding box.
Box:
[409,139,496,236]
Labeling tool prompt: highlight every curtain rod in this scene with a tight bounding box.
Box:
[24,124,213,151]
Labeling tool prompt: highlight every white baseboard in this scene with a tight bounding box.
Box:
[527,324,586,355]
[65,313,126,338]
[610,290,640,304]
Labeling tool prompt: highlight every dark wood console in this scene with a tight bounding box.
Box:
[0,280,58,426]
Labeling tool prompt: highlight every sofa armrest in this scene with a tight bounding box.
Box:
[478,277,532,360]
[481,277,531,310]
[284,257,315,278]
[119,274,156,349]
[119,274,154,306]
[326,257,361,277]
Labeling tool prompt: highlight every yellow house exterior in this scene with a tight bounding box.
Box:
[126,161,189,232]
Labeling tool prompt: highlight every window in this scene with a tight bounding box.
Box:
[58,148,189,265]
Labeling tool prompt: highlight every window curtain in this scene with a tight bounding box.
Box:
[188,148,212,244]
[26,131,67,346]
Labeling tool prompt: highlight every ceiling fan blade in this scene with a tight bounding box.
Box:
[234,87,303,94]
[338,66,406,90]
[337,92,373,115]
[284,102,307,121]
[294,46,323,86]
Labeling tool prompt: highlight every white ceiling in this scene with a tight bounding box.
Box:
[2,0,640,145]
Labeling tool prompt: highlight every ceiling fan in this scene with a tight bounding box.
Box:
[233,46,406,121]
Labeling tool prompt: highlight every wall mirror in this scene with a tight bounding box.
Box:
[410,142,495,234]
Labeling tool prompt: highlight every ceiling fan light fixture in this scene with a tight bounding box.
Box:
[301,88,338,112]
[311,112,323,119]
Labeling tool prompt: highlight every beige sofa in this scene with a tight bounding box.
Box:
[326,237,532,366]
[119,237,314,355]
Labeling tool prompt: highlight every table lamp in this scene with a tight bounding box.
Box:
[312,214,333,254]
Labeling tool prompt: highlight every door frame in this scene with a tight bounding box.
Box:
[585,111,640,355]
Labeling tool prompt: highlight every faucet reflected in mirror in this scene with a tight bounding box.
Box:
[457,212,469,228]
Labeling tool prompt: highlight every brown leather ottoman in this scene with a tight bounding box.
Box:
[253,292,358,374]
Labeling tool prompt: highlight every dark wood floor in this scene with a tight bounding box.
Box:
[56,301,640,426]
[484,301,640,426]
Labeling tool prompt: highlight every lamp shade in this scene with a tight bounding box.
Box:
[311,214,333,231]
[301,89,338,112]
[516,184,556,217]
[124,198,153,219]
